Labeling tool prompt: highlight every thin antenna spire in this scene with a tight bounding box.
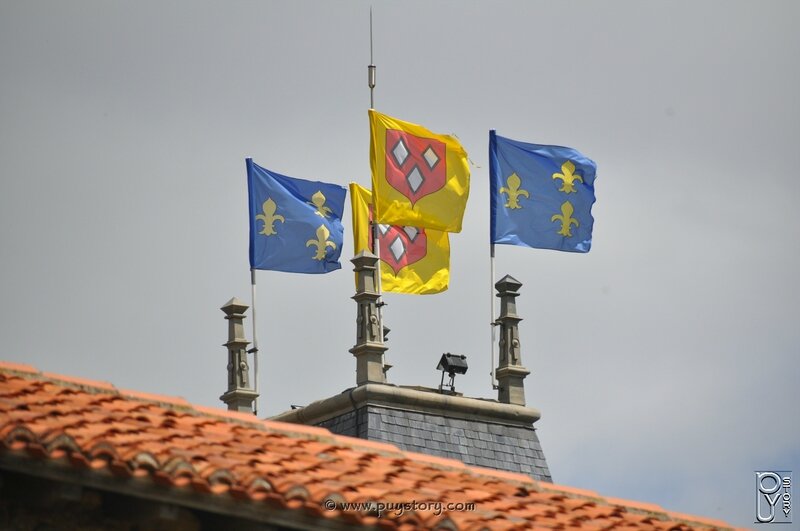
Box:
[368,7,376,109]
[370,6,374,64]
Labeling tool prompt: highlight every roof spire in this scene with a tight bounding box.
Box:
[349,251,388,385]
[219,297,258,413]
[494,275,531,406]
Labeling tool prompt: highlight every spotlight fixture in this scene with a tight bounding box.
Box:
[437,353,468,393]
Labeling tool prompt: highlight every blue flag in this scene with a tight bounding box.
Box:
[247,158,346,273]
[490,131,597,253]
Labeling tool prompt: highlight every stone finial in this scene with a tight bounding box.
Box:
[495,275,530,406]
[219,297,258,412]
[349,251,387,385]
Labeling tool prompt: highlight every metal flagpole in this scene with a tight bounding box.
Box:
[250,268,259,415]
[489,131,498,390]
[490,243,498,389]
[368,7,386,355]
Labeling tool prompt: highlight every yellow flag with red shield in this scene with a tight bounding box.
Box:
[350,183,449,295]
[369,110,470,233]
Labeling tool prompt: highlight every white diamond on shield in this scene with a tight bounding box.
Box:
[389,236,406,261]
[406,166,424,193]
[423,146,439,169]
[378,224,390,235]
[392,140,409,166]
[403,227,419,241]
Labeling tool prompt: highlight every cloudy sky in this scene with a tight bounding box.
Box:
[2,1,798,527]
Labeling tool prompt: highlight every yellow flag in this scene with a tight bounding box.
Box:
[369,109,470,233]
[350,183,449,295]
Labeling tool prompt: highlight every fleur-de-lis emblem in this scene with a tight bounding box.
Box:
[255,198,285,236]
[309,191,333,218]
[552,161,583,193]
[499,173,530,209]
[551,201,579,237]
[306,225,337,260]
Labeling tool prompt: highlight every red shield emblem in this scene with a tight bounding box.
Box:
[367,205,428,274]
[385,129,446,205]
[376,224,428,275]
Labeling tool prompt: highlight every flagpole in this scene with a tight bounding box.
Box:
[368,7,386,356]
[488,131,498,390]
[490,243,498,389]
[250,268,259,415]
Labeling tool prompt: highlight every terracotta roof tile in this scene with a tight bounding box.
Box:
[665,512,740,530]
[604,496,666,514]
[0,364,738,530]
[117,388,192,407]
[0,360,39,374]
[41,372,117,391]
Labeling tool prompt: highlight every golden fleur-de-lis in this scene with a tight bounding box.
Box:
[306,225,337,260]
[499,173,530,209]
[309,191,333,218]
[255,198,285,236]
[551,201,579,237]
[552,161,583,193]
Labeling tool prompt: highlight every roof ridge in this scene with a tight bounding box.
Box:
[3,364,542,492]
[0,361,39,375]
[0,362,738,530]
[0,364,274,430]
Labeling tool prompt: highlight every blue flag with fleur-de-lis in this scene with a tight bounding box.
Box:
[490,131,597,252]
[247,158,346,273]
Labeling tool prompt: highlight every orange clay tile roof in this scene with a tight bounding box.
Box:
[0,361,739,531]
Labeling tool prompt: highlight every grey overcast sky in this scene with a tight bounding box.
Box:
[1,1,798,527]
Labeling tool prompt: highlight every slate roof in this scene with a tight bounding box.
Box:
[316,406,551,481]
[0,361,740,530]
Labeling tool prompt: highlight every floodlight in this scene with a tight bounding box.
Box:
[437,353,468,393]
